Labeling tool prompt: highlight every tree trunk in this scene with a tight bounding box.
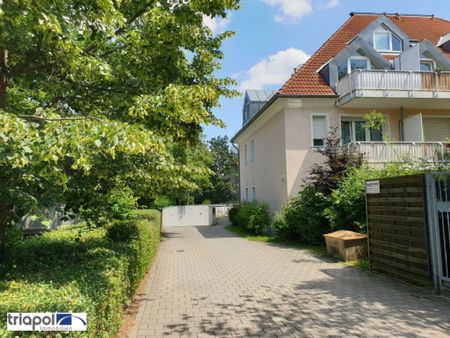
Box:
[0,204,8,255]
[0,49,8,109]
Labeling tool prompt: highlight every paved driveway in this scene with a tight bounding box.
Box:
[130,224,450,337]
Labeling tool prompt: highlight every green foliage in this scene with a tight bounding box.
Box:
[228,206,239,226]
[307,127,364,195]
[233,202,271,235]
[0,0,240,245]
[106,220,141,242]
[197,136,238,203]
[364,110,386,132]
[0,214,161,338]
[134,209,161,224]
[274,186,330,245]
[325,164,423,232]
[152,196,174,210]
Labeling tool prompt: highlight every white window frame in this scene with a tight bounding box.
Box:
[373,27,403,52]
[251,186,256,202]
[339,114,390,144]
[250,139,255,162]
[347,56,372,74]
[310,113,329,148]
[420,59,436,72]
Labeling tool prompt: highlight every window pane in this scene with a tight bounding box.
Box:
[370,128,383,141]
[392,34,402,51]
[312,115,327,146]
[313,139,325,147]
[420,62,433,72]
[350,59,369,71]
[355,121,366,141]
[338,63,348,79]
[341,121,353,144]
[374,32,390,50]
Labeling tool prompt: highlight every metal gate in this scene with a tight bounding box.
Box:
[425,173,450,292]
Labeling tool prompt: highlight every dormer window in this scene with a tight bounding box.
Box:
[420,60,435,72]
[374,27,402,52]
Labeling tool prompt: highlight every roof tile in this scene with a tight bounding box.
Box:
[279,14,450,96]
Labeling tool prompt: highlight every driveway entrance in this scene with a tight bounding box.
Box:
[130,224,450,337]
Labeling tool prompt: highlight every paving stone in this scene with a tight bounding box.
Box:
[129,224,450,338]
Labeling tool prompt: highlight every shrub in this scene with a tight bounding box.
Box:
[134,209,161,223]
[246,203,271,235]
[274,186,330,245]
[106,220,141,242]
[0,213,161,338]
[228,207,239,226]
[107,186,138,221]
[325,164,423,233]
[233,202,271,235]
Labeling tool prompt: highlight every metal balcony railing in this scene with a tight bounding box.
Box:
[337,70,450,100]
[342,141,450,166]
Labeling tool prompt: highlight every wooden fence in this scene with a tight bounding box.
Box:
[366,174,432,285]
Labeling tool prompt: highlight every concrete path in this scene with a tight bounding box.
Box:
[130,224,450,337]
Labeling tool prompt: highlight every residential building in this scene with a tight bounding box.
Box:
[232,12,450,211]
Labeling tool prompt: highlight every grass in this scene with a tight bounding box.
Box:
[226,225,328,257]
[343,258,370,271]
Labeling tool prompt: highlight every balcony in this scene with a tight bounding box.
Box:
[343,142,450,167]
[337,70,450,108]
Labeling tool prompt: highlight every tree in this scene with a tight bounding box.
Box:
[307,127,364,195]
[0,0,240,251]
[197,136,238,203]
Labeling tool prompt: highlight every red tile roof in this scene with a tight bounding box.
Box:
[279,13,450,96]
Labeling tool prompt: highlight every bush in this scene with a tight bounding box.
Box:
[134,209,161,223]
[274,186,330,245]
[106,220,141,242]
[228,207,239,226]
[232,202,271,235]
[325,164,423,233]
[107,186,138,221]
[0,213,161,338]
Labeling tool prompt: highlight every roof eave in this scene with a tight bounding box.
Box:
[230,94,338,143]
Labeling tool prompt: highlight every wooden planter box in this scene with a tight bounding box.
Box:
[324,230,368,261]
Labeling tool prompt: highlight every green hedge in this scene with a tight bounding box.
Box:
[231,202,271,235]
[0,212,161,337]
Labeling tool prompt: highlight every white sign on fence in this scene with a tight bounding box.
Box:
[366,180,381,194]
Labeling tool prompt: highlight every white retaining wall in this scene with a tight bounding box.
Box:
[162,205,215,227]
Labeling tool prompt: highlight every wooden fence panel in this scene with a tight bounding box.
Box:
[367,174,432,285]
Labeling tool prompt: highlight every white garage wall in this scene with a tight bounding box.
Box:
[162,205,215,227]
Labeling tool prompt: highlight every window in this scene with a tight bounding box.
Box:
[341,118,384,145]
[374,28,402,52]
[420,60,434,72]
[348,57,370,72]
[245,187,249,202]
[339,57,371,79]
[312,115,328,147]
[251,186,256,201]
[244,144,248,164]
[250,139,255,162]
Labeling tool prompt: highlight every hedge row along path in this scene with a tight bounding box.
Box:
[130,223,450,337]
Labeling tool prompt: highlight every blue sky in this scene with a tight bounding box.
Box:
[202,0,450,141]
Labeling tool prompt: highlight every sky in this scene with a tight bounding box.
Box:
[202,0,450,141]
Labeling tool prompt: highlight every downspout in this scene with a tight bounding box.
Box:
[231,141,241,206]
[400,106,405,141]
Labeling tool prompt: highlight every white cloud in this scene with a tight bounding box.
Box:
[203,15,231,34]
[239,48,310,91]
[262,0,340,23]
[323,0,339,9]
[262,0,312,23]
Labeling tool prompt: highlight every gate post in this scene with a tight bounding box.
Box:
[425,174,443,294]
